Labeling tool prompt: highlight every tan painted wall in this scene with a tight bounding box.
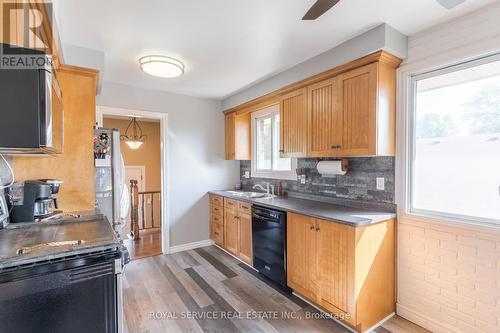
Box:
[103,118,161,192]
[13,65,98,212]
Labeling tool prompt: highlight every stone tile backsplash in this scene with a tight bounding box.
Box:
[240,157,395,206]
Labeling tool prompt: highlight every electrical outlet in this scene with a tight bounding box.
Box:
[376,177,385,191]
[244,171,250,179]
[300,175,306,185]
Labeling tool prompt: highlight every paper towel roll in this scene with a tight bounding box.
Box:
[316,160,348,176]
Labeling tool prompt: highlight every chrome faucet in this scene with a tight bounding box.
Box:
[253,182,274,195]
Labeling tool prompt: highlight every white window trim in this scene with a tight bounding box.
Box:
[397,51,500,229]
[250,104,297,181]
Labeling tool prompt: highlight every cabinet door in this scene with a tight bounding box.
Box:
[224,209,239,255]
[237,213,253,265]
[286,213,318,300]
[235,113,251,160]
[225,113,236,159]
[280,88,307,157]
[307,78,343,157]
[338,62,378,156]
[317,219,355,319]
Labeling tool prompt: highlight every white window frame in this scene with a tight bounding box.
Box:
[399,52,500,228]
[250,104,297,180]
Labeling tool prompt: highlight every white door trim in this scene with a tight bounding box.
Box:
[125,165,146,192]
[97,105,170,254]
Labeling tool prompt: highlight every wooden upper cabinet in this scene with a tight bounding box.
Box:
[338,62,378,156]
[280,88,307,157]
[225,112,251,160]
[286,213,318,301]
[307,78,343,157]
[224,51,400,159]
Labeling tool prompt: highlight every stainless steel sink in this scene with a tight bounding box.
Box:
[225,191,273,199]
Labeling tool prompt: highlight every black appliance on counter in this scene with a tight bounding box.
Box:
[252,205,288,288]
[0,43,63,155]
[0,248,126,333]
[9,180,53,222]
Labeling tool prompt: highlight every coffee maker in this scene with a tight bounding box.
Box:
[9,180,52,222]
[38,179,63,209]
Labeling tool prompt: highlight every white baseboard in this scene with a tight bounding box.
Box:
[168,239,214,254]
[397,304,458,333]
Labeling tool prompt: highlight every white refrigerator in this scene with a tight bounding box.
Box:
[94,128,129,230]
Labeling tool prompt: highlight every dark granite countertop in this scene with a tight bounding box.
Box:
[0,212,122,270]
[209,190,396,226]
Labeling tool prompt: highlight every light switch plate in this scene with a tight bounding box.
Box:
[376,177,385,191]
[300,175,306,184]
[244,171,250,179]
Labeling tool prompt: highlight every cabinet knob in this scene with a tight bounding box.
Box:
[310,225,315,231]
[315,227,320,232]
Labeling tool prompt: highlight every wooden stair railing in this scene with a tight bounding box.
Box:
[138,191,161,230]
[130,179,140,240]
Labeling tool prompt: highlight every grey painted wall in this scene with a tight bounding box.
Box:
[222,23,408,110]
[97,81,240,247]
[63,43,105,93]
[241,157,395,211]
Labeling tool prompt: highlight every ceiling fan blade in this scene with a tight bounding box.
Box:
[302,0,340,20]
[436,0,466,9]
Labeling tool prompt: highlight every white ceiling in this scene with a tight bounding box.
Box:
[54,0,496,99]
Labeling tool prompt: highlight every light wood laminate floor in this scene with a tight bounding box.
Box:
[123,246,430,333]
[123,228,162,260]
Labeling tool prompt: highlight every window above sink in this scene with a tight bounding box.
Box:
[251,104,297,180]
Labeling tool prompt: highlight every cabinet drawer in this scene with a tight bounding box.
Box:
[211,222,223,245]
[211,205,223,216]
[211,213,223,225]
[210,195,223,207]
[224,198,237,210]
[238,201,252,215]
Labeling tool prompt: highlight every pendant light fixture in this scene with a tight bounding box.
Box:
[120,117,147,149]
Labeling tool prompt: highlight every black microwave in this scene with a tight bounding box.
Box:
[0,45,63,155]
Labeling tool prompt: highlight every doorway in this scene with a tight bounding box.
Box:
[97,106,169,259]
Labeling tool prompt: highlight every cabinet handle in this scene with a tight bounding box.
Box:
[214,232,219,236]
[279,149,284,153]
[331,145,342,149]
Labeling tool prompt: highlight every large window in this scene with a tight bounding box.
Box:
[408,55,500,225]
[252,105,296,180]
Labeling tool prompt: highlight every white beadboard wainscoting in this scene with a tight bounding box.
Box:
[396,2,500,332]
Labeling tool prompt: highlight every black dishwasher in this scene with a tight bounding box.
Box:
[252,205,287,288]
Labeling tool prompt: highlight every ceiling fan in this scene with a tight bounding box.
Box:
[301,0,466,21]
[302,0,340,20]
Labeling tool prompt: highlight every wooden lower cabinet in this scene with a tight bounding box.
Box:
[286,213,318,300]
[224,207,239,255]
[209,195,253,265]
[287,212,395,333]
[210,195,224,246]
[237,212,253,265]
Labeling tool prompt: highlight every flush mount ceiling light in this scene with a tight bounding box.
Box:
[120,117,147,149]
[139,55,185,78]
